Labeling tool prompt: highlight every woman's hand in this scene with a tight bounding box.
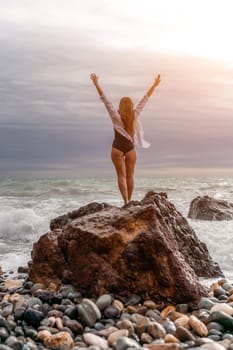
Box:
[90,73,103,96]
[90,73,99,85]
[154,74,161,87]
[146,74,161,97]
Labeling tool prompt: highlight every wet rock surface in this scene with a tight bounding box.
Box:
[29,192,222,304]
[188,195,233,221]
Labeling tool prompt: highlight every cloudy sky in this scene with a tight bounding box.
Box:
[0,0,233,178]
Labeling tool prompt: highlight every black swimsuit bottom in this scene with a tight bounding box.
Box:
[112,129,134,155]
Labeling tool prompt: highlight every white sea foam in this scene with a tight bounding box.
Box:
[190,219,233,279]
[0,207,44,240]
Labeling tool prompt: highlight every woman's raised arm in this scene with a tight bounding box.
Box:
[135,74,161,116]
[90,73,103,96]
[146,74,161,97]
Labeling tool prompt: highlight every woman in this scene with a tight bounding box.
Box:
[90,73,161,205]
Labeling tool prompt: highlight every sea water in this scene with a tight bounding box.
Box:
[0,177,232,281]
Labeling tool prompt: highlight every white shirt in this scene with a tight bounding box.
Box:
[100,93,150,148]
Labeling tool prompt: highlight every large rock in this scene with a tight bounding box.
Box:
[188,195,233,220]
[28,192,223,304]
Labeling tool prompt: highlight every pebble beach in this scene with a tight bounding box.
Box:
[0,269,233,350]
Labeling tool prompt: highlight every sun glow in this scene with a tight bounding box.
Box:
[102,0,233,63]
[134,0,233,62]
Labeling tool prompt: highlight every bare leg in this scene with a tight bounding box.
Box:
[111,147,128,204]
[125,148,137,201]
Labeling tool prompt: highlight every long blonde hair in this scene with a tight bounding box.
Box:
[118,97,135,140]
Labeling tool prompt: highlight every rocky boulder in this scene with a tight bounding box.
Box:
[28,192,223,304]
[188,195,233,220]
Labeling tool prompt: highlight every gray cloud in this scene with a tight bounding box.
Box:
[0,4,233,177]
